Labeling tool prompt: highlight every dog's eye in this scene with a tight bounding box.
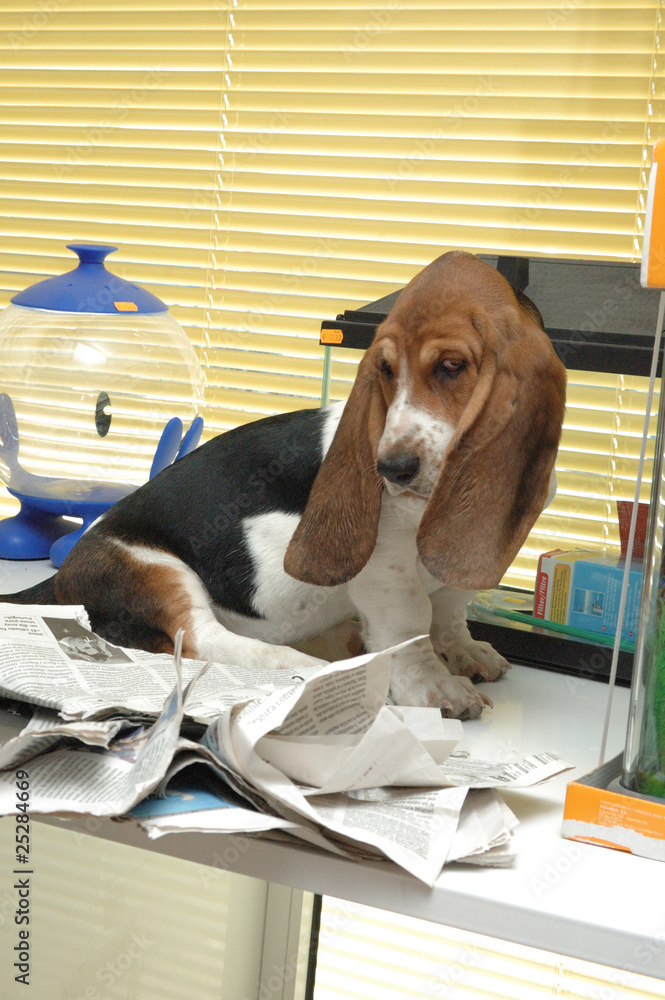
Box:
[379,360,394,381]
[434,359,466,379]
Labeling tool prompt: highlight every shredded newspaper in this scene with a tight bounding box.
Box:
[0,606,573,885]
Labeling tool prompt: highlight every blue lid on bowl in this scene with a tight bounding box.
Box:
[11,245,168,314]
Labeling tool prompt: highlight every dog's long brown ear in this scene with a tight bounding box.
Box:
[417,308,566,590]
[284,350,385,586]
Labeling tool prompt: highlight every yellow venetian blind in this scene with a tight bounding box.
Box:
[211,0,664,420]
[313,897,665,1000]
[0,0,664,590]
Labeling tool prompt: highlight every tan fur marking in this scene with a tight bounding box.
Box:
[136,563,200,657]
[55,535,206,656]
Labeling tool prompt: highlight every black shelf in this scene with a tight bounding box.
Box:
[467,616,633,686]
[320,254,663,378]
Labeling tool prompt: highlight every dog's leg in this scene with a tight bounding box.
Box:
[346,501,492,719]
[55,537,325,671]
[185,606,326,671]
[429,586,510,682]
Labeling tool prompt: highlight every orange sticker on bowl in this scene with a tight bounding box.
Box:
[114,301,138,312]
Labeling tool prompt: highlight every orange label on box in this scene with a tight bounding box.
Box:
[114,301,138,312]
[321,328,344,345]
[565,782,665,844]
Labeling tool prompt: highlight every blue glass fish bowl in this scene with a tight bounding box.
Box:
[0,244,204,564]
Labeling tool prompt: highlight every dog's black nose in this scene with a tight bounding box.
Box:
[377,453,420,486]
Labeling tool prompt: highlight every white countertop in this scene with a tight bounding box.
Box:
[1,558,663,981]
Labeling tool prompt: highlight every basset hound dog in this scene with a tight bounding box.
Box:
[7,251,567,719]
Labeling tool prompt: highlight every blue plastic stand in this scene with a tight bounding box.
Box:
[0,503,79,561]
[0,395,204,567]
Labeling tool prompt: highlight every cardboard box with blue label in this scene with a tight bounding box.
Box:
[534,549,642,642]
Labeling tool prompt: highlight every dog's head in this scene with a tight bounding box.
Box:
[284,251,567,589]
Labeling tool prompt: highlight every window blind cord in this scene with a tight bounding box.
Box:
[598,289,665,766]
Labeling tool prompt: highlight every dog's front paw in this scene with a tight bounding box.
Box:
[436,636,509,684]
[390,658,492,720]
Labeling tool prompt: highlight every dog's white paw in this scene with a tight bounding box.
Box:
[389,655,492,720]
[436,636,510,683]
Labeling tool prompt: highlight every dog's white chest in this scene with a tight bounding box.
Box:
[214,510,354,644]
